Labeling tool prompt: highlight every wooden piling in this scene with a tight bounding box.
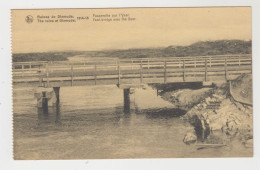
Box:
[53,87,60,102]
[42,91,48,110]
[123,88,130,113]
[205,59,208,82]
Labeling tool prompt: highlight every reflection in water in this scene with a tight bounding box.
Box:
[55,102,61,125]
[37,100,61,126]
[123,89,131,114]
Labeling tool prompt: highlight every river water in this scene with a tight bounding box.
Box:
[13,85,252,159]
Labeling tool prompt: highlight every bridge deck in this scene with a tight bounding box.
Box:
[12,54,252,87]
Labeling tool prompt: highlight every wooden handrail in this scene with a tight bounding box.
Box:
[12,54,252,87]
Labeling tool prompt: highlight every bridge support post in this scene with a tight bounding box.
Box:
[123,88,135,113]
[35,87,60,108]
[124,88,130,113]
[53,87,60,103]
[42,91,48,111]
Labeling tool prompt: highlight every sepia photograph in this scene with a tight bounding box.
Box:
[11,7,253,160]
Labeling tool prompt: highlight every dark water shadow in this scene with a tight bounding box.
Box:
[37,101,61,126]
[139,108,187,119]
[114,106,132,126]
[190,115,210,141]
[150,82,208,94]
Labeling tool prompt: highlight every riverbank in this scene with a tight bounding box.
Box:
[159,74,253,149]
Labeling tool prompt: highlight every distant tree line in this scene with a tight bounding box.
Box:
[12,40,252,62]
[163,40,252,57]
[89,40,252,59]
[12,53,69,62]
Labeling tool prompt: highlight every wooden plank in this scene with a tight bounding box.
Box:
[225,58,228,80]
[164,59,167,83]
[140,60,143,83]
[94,63,97,85]
[118,61,120,85]
[209,56,212,67]
[205,59,208,81]
[13,73,252,86]
[46,63,49,87]
[21,64,24,77]
[39,64,42,86]
[250,58,252,74]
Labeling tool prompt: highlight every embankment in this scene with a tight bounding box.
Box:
[159,74,253,147]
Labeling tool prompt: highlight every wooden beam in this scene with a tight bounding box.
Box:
[118,61,120,85]
[46,63,49,87]
[164,59,167,83]
[205,59,208,82]
[225,58,228,80]
[140,60,143,83]
[94,63,97,85]
[22,64,24,77]
[183,60,186,82]
[71,65,74,86]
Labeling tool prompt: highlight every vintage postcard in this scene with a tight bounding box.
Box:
[11,7,252,160]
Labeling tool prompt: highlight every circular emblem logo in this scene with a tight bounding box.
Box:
[25,15,34,24]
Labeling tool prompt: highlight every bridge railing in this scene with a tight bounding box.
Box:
[12,54,252,85]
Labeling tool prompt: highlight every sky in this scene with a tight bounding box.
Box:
[11,7,251,53]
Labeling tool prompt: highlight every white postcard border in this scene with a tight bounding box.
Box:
[1,0,260,170]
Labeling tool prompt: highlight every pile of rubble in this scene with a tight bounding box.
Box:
[182,88,253,147]
[161,88,213,109]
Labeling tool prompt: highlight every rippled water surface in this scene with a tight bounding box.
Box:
[13,85,252,159]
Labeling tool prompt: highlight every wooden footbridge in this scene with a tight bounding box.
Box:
[12,54,252,109]
[13,54,252,87]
